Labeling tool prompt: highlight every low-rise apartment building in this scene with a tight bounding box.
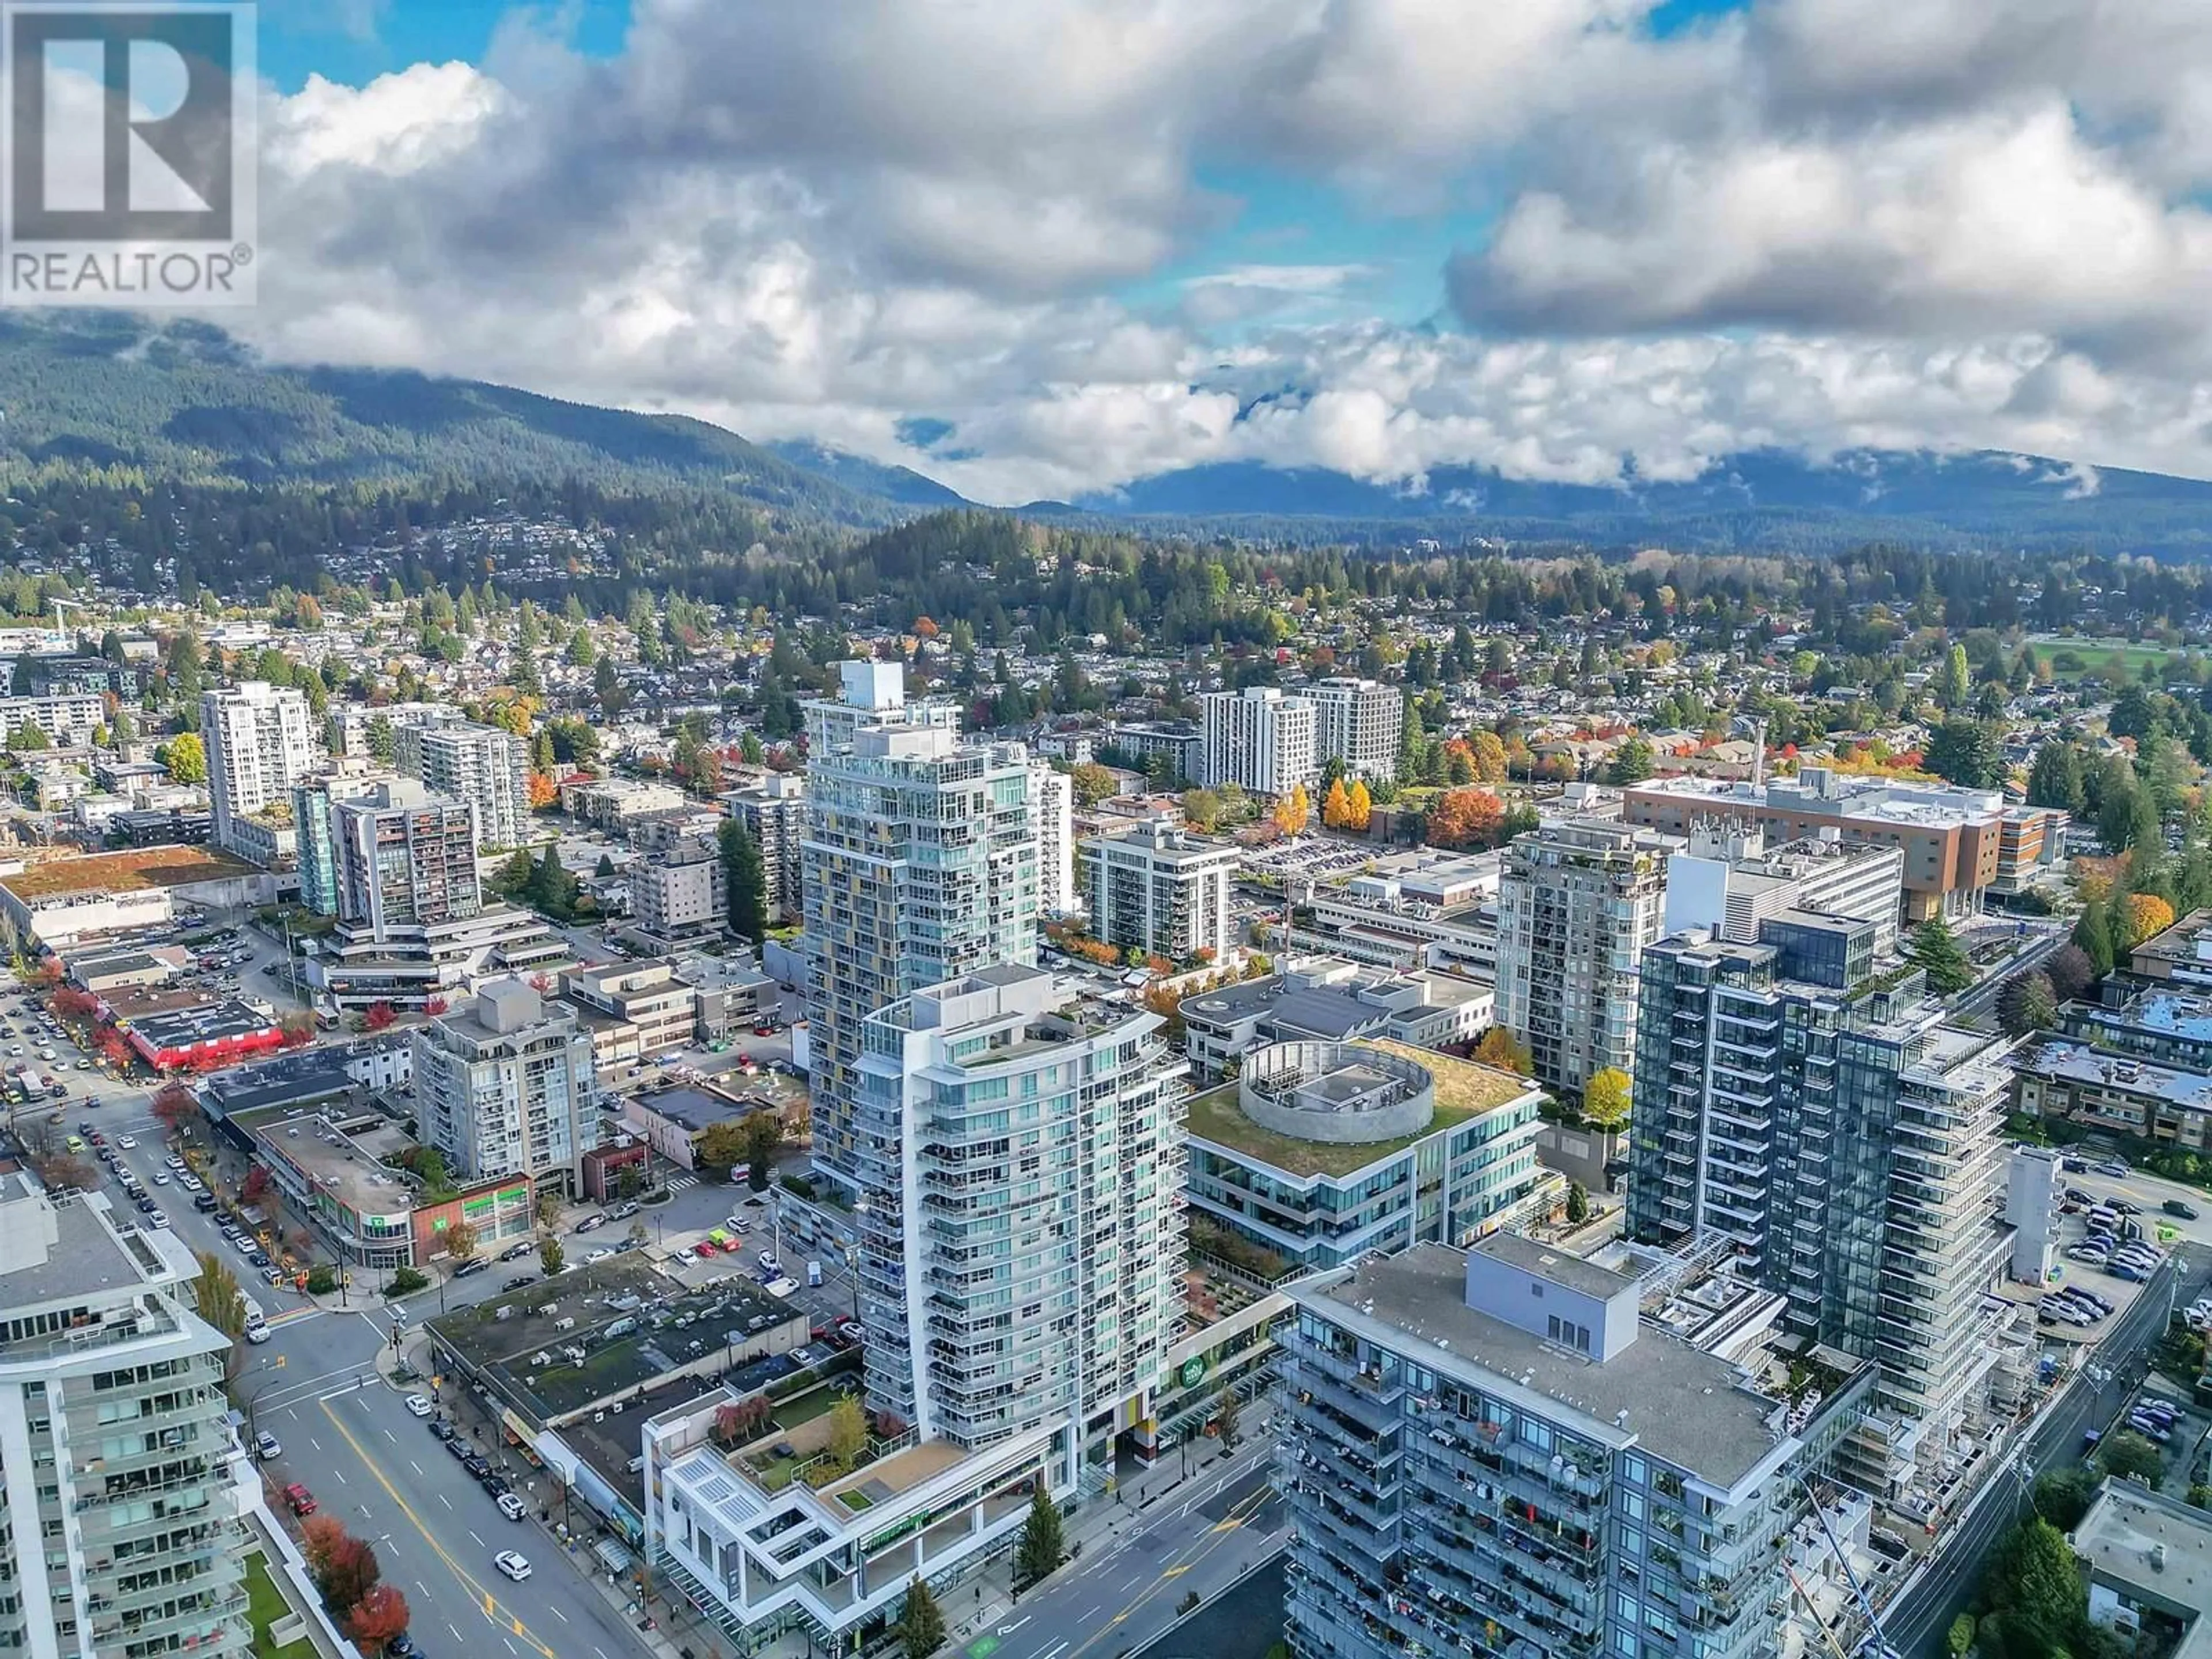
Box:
[562,957,699,1079]
[2016,1041,2212,1149]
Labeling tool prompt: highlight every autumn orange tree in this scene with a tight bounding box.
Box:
[1425,789,1503,850]
[526,771,560,809]
[345,1583,410,1649]
[1474,1028,1533,1076]
[1272,784,1311,837]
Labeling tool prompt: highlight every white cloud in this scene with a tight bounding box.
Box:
[226,0,2212,505]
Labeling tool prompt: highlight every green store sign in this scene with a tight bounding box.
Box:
[1179,1355,1208,1389]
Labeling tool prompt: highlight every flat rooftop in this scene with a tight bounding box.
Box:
[1,843,253,902]
[630,1085,757,1133]
[1313,1243,1791,1488]
[1184,1042,1530,1181]
[127,998,279,1049]
[200,1051,357,1118]
[0,1190,170,1309]
[261,1117,418,1215]
[1477,1230,1637,1301]
[2029,1041,2212,1113]
[2073,1480,2212,1659]
[430,1256,802,1423]
[2130,990,2212,1042]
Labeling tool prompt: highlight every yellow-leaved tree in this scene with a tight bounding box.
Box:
[1322,777,1353,828]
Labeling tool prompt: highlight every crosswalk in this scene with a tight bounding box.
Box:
[665,1173,699,1194]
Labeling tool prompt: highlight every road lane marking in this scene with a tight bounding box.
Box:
[438,1492,452,1509]
[383,1428,397,1444]
[314,1397,558,1659]
[469,1529,484,1547]
[410,1460,423,1476]
[1062,1484,1274,1659]
[551,1607,567,1623]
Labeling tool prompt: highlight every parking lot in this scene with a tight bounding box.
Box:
[2036,1184,2184,1343]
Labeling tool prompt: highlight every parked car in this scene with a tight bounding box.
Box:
[572,1213,607,1234]
[453,1257,491,1278]
[405,1393,434,1418]
[255,1432,282,1460]
[497,1491,527,1521]
[497,1241,535,1262]
[283,1483,317,1516]
[430,1419,457,1441]
[2109,1261,2147,1282]
[2093,1158,2131,1177]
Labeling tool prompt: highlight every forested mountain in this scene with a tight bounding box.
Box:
[7,311,2212,572]
[0,312,889,524]
[1041,450,2212,555]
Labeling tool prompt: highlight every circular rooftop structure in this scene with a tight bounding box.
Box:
[1237,1040,1436,1145]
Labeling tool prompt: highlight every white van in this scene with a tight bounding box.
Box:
[242,1296,271,1343]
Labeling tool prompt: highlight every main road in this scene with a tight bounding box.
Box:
[1885,1244,2207,1659]
[953,1430,1289,1659]
[54,1041,664,1659]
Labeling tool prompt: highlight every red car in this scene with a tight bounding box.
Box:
[283,1483,317,1516]
[718,1238,744,1254]
[694,1241,719,1260]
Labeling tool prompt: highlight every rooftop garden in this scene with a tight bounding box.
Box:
[1185,1044,1529,1180]
[1,843,253,899]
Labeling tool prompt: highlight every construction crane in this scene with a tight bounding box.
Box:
[49,597,83,647]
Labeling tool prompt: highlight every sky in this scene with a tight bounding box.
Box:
[237,0,2212,505]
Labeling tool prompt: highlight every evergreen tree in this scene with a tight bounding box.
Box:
[2071,902,2115,980]
[528,844,575,917]
[897,1577,946,1657]
[1995,971,2057,1036]
[1924,718,2002,788]
[1016,1484,1064,1589]
[532,728,556,774]
[719,819,770,942]
[493,847,536,896]
[1907,914,1976,995]
[2024,742,2085,814]
[2127,790,2167,877]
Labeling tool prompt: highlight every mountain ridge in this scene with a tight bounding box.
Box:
[6,312,2211,553]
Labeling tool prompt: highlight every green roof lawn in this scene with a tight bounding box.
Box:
[1184,1041,1532,1180]
[244,1552,313,1659]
